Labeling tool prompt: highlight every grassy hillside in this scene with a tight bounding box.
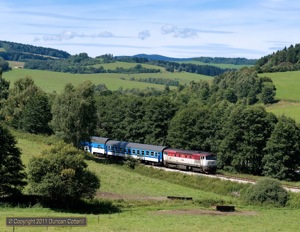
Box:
[3,67,212,93]
[260,71,300,123]
[260,71,300,102]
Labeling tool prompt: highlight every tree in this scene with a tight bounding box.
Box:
[0,125,26,197]
[1,77,52,133]
[217,105,277,175]
[0,71,10,114]
[0,70,9,100]
[19,93,52,134]
[167,105,212,151]
[28,142,100,202]
[51,81,97,146]
[143,96,177,145]
[263,116,300,180]
[0,58,10,72]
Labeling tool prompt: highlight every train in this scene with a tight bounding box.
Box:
[83,136,217,173]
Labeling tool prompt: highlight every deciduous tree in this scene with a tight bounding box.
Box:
[28,142,100,202]
[51,81,97,146]
[263,116,300,180]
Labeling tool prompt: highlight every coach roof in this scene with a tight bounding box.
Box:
[106,140,167,152]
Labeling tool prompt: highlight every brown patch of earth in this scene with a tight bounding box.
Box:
[154,209,257,216]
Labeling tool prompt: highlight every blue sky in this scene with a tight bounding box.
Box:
[1,0,300,58]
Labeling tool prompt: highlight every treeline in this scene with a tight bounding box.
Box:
[107,64,160,74]
[24,53,161,74]
[256,44,300,72]
[193,57,257,65]
[130,77,179,87]
[24,53,230,76]
[116,56,231,76]
[0,40,70,60]
[2,67,297,181]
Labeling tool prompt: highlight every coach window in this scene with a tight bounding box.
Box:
[150,152,154,156]
[137,150,140,155]
[142,151,145,156]
[128,149,131,154]
[146,151,149,156]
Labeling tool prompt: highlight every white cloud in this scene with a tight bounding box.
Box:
[36,30,116,41]
[138,30,150,40]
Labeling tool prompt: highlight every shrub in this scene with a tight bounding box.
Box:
[242,178,288,206]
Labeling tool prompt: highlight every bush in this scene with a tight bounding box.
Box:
[242,178,288,206]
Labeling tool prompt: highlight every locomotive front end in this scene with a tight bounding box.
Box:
[203,154,217,173]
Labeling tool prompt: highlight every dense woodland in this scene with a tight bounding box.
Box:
[256,43,300,72]
[0,40,70,60]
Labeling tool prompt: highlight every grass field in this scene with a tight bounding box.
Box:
[259,71,300,123]
[1,130,300,232]
[3,68,212,93]
[260,71,300,102]
[92,62,166,72]
[266,101,300,123]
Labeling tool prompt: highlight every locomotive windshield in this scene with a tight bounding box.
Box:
[206,155,216,160]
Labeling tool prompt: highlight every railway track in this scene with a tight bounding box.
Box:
[151,165,300,193]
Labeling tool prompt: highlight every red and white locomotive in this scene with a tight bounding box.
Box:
[163,149,217,173]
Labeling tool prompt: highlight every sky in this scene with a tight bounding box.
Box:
[1,0,300,59]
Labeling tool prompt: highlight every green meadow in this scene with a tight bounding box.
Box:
[260,71,300,123]
[3,67,212,93]
[261,71,300,102]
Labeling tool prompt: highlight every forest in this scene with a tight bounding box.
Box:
[256,43,300,72]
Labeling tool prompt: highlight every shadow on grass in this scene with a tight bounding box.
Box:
[0,194,121,215]
[84,153,126,166]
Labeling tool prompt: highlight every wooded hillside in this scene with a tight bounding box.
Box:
[256,44,300,73]
[0,40,70,61]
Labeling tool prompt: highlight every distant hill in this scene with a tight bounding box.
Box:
[131,54,192,62]
[256,44,300,73]
[0,41,71,61]
[131,54,257,65]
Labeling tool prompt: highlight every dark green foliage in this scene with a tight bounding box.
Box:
[217,105,277,175]
[130,77,179,87]
[256,44,300,73]
[28,142,100,202]
[263,116,300,180]
[0,77,52,133]
[51,81,97,146]
[242,178,288,206]
[0,125,26,196]
[193,57,257,65]
[19,94,52,134]
[167,105,212,150]
[0,40,70,60]
[96,94,176,145]
[24,54,160,74]
[0,58,10,72]
[0,71,10,112]
[212,69,262,104]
